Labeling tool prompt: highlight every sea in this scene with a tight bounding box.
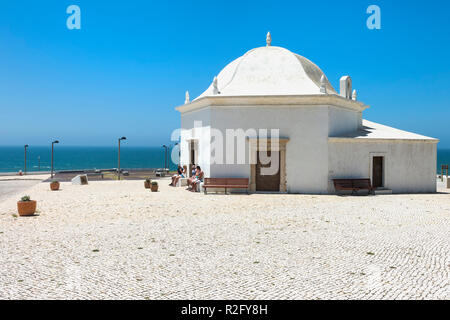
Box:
[0,146,178,173]
[0,146,449,174]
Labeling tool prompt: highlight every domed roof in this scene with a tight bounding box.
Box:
[196,43,337,100]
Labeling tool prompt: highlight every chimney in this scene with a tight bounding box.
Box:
[340,76,352,99]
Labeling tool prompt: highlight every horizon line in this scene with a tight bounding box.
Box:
[0,145,177,148]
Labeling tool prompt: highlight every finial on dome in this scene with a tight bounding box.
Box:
[185,91,190,104]
[266,32,272,47]
[352,89,357,101]
[320,75,327,94]
[212,76,219,95]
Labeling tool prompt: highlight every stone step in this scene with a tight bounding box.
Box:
[374,188,393,195]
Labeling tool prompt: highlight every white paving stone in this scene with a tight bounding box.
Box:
[0,179,448,300]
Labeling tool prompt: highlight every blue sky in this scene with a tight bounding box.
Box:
[0,0,449,147]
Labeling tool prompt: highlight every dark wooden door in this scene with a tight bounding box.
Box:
[372,157,383,188]
[256,151,280,192]
[189,142,195,177]
[190,142,195,164]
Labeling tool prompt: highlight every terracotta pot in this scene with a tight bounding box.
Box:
[17,200,37,216]
[151,184,158,192]
[50,181,60,191]
[144,181,151,189]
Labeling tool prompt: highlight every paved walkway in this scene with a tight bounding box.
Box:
[0,175,49,202]
[0,179,448,300]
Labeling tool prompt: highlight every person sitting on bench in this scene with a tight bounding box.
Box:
[190,166,204,192]
[169,165,185,186]
[187,165,198,189]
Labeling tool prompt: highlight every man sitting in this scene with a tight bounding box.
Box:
[169,165,185,186]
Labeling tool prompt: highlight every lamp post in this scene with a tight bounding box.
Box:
[162,145,169,171]
[162,143,179,172]
[118,137,127,180]
[174,142,180,166]
[24,145,29,175]
[51,140,59,179]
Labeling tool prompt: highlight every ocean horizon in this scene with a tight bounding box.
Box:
[0,146,178,173]
[1,146,449,174]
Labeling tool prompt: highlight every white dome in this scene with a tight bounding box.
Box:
[196,45,337,100]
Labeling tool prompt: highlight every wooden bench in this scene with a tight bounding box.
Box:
[203,178,249,194]
[333,179,374,195]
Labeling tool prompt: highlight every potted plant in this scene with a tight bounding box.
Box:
[50,180,60,191]
[144,178,151,189]
[151,180,158,192]
[17,195,37,216]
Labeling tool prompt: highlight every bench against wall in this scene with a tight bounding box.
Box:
[332,179,374,195]
[203,178,249,194]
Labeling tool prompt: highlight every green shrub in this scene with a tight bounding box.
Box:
[20,195,31,202]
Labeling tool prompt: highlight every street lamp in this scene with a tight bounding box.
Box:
[118,137,127,180]
[162,145,169,171]
[24,145,29,175]
[162,143,179,172]
[51,140,59,179]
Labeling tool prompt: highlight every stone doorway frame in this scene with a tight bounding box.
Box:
[369,152,388,189]
[248,138,289,193]
[187,139,199,164]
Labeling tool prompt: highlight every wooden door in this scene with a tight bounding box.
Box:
[256,151,280,192]
[189,142,195,177]
[189,141,196,165]
[372,157,383,188]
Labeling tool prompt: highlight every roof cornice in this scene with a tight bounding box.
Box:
[175,95,369,114]
[328,137,439,144]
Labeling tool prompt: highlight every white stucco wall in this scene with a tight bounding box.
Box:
[180,104,437,194]
[180,108,212,177]
[328,141,437,193]
[208,105,330,194]
[328,106,360,136]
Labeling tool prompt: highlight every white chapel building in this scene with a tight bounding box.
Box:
[176,34,438,194]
